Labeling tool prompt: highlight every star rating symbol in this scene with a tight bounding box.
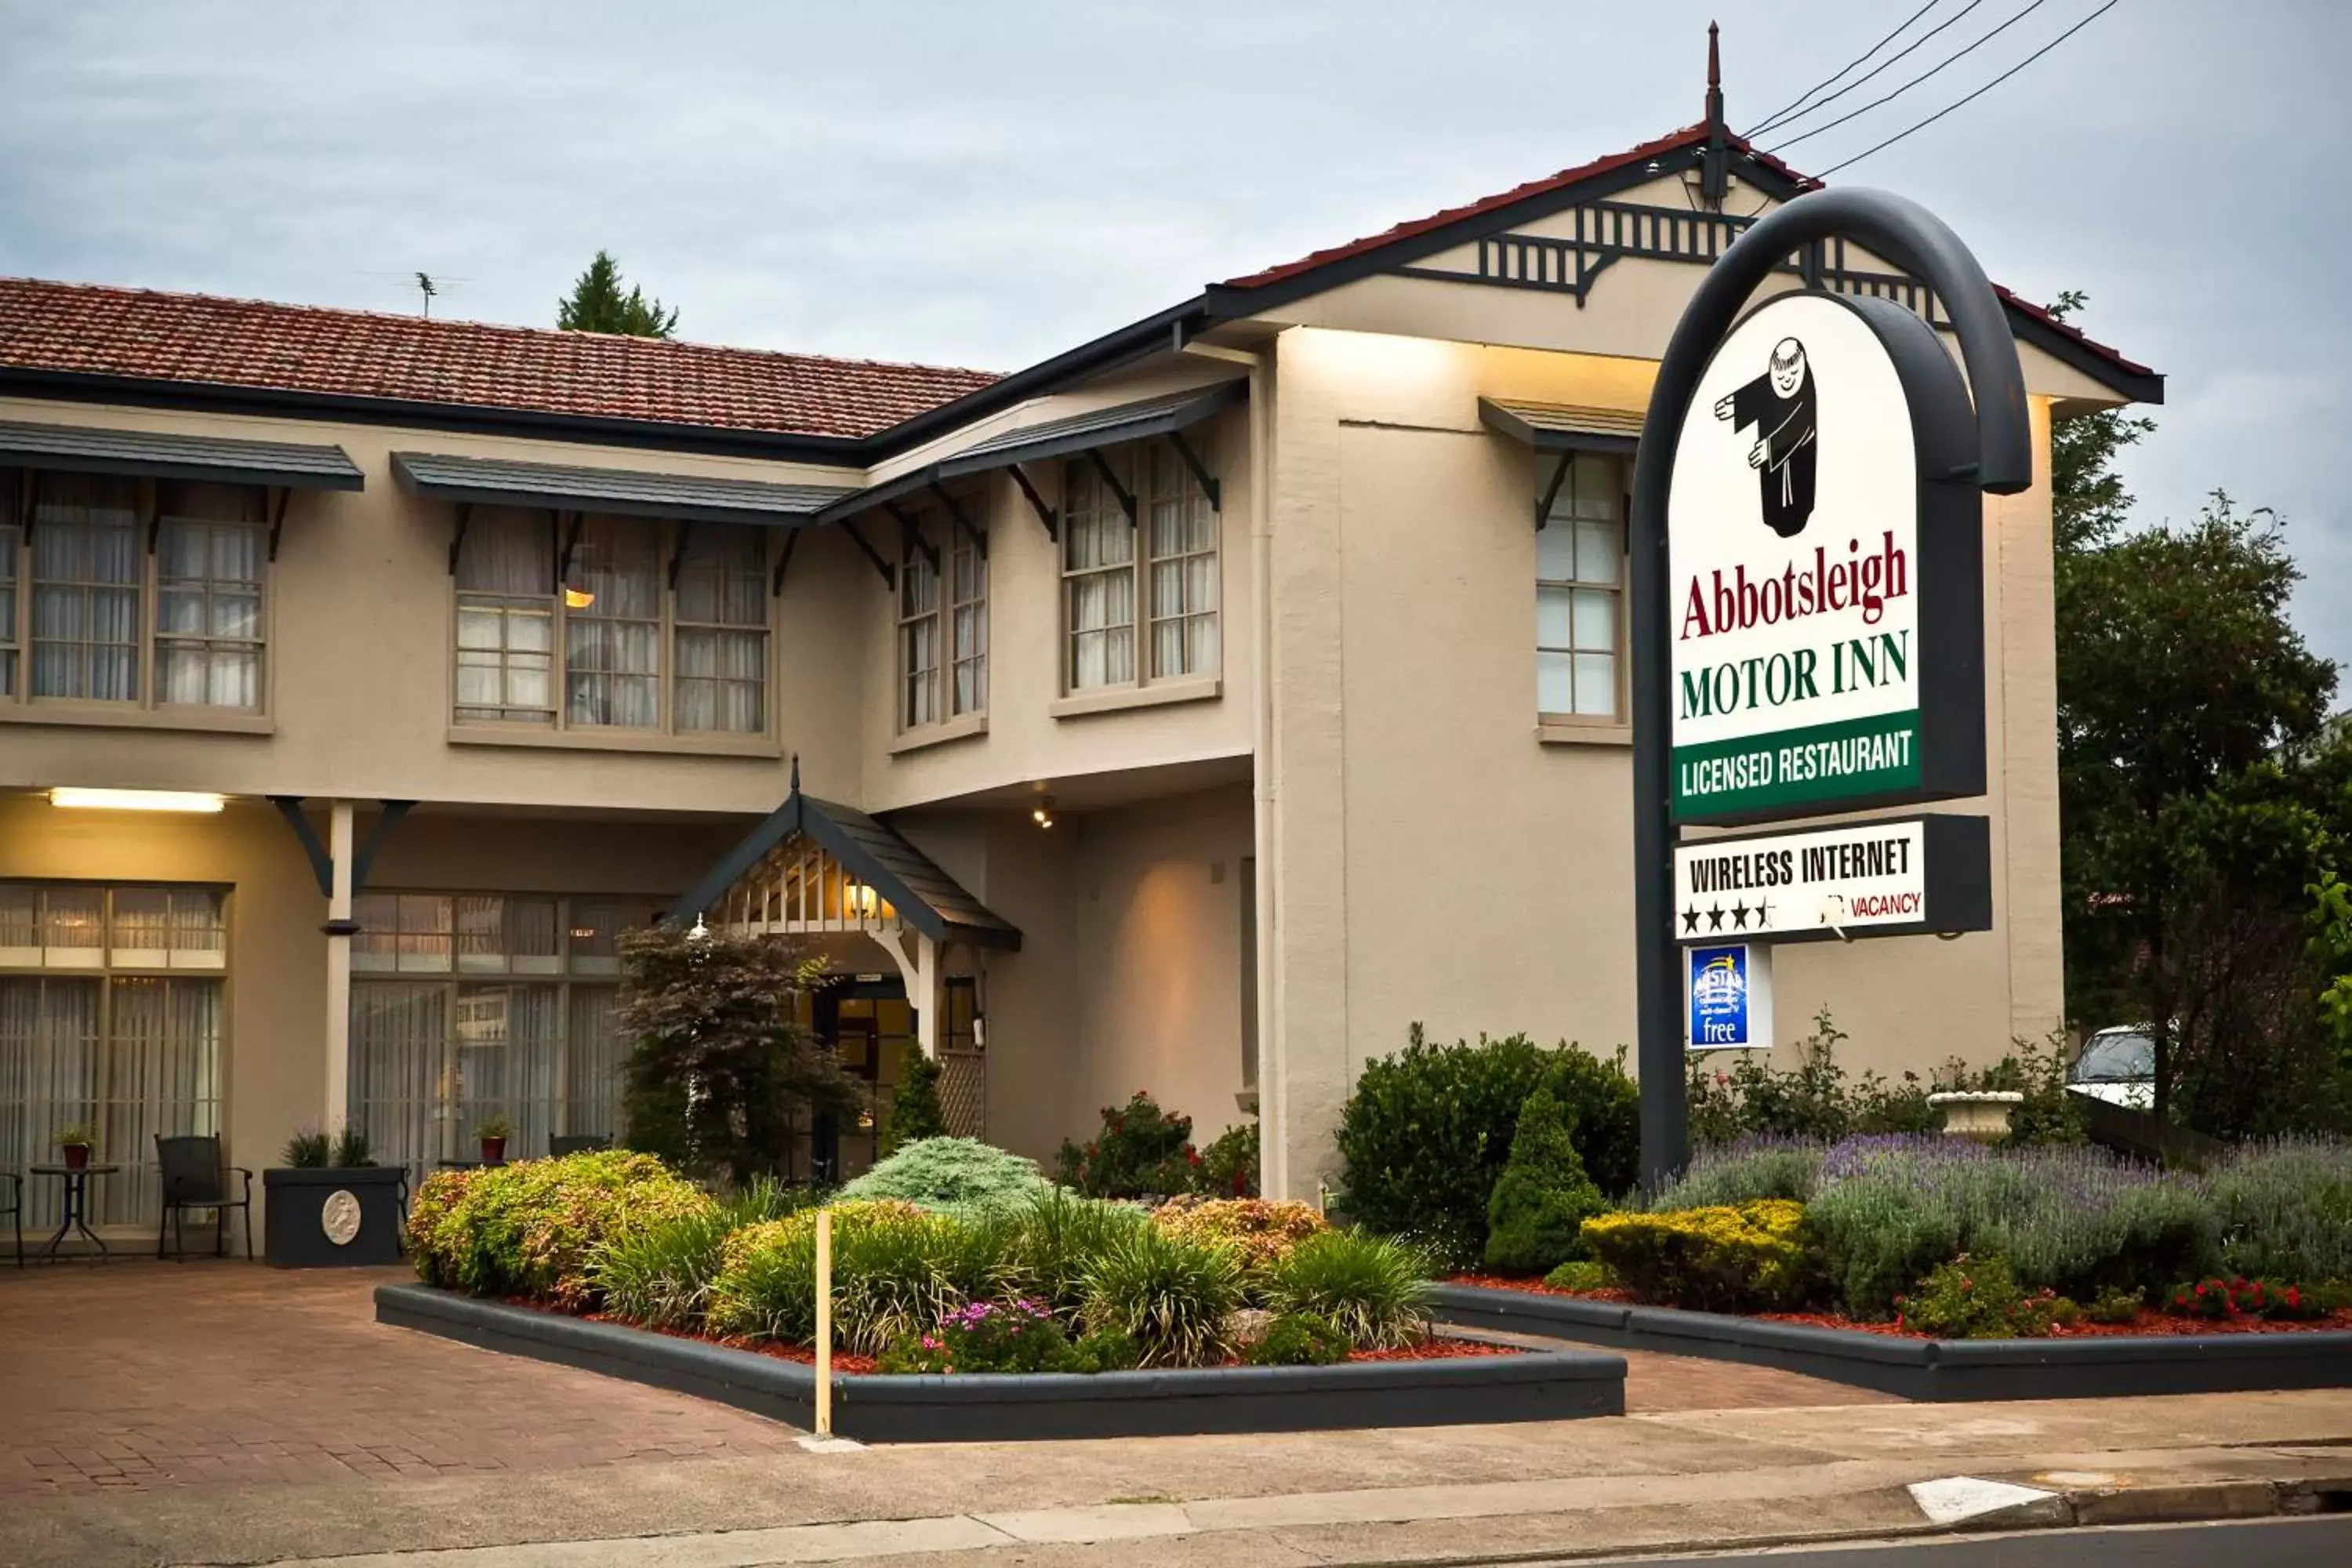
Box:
[1730,902,1751,931]
[1681,906,1701,934]
[1756,898,1773,929]
[1706,902,1726,931]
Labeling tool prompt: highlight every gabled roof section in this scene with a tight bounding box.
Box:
[670,788,1021,951]
[0,277,1000,444]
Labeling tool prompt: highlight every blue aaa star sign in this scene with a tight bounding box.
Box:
[1688,944,1755,1047]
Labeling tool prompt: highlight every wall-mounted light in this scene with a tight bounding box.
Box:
[49,787,226,814]
[562,586,597,609]
[844,883,880,918]
[1032,795,1056,829]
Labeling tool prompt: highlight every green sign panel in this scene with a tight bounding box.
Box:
[1672,709,1920,817]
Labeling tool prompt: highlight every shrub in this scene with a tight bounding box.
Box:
[1337,1028,1637,1267]
[1199,1120,1260,1198]
[1056,1092,1199,1199]
[1482,1087,1608,1275]
[837,1136,1049,1219]
[2206,1138,2352,1283]
[1004,1187,1151,1319]
[1243,1312,1350,1367]
[1260,1230,1432,1349]
[1579,1200,1816,1312]
[1079,1221,1243,1367]
[1803,1138,2220,1317]
[1152,1196,1327,1270]
[880,1297,1075,1374]
[879,1040,949,1157]
[702,1199,924,1346]
[1069,1325,1144,1372]
[2165,1276,2329,1322]
[1543,1259,1617,1293]
[1651,1137,1826,1210]
[1894,1255,2068,1339]
[593,1179,820,1330]
[406,1150,713,1310]
[2085,1285,2145,1324]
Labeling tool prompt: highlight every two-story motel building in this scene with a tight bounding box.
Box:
[0,104,2159,1238]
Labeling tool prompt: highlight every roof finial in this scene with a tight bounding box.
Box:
[1701,21,1729,209]
[789,752,800,796]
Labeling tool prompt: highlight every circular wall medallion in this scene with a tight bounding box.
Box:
[321,1189,362,1247]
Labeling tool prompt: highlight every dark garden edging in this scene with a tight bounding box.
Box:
[377,1283,1628,1441]
[1433,1283,2352,1402]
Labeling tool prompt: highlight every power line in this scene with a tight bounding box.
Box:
[1766,0,2057,155]
[1744,0,1945,140]
[1813,0,2122,179]
[1751,0,2000,140]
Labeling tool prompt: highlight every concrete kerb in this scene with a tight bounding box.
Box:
[374,1283,1629,1442]
[1433,1282,2352,1402]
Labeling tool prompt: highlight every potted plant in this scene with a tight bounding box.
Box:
[263,1120,405,1269]
[55,1123,96,1171]
[476,1114,514,1165]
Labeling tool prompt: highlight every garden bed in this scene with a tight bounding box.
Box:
[379,1283,1626,1441]
[1432,1281,2352,1402]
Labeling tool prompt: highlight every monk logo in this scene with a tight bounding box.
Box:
[1714,336,1818,539]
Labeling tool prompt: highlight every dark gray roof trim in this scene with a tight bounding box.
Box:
[1479,399,1645,455]
[670,789,1021,951]
[815,380,1246,525]
[389,450,854,526]
[0,418,364,489]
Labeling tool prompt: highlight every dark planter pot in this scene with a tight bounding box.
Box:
[264,1166,406,1268]
[62,1144,91,1171]
[479,1137,507,1165]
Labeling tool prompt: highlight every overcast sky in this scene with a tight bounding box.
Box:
[4,1,2344,677]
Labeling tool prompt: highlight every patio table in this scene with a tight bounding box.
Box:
[29,1163,120,1262]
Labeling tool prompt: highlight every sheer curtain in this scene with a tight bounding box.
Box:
[0,978,101,1232]
[564,517,661,728]
[674,523,768,733]
[1063,462,1135,690]
[455,509,554,724]
[155,490,265,710]
[31,474,140,702]
[1146,445,1218,680]
[349,982,452,1174]
[103,978,222,1227]
[1,520,18,698]
[951,542,987,715]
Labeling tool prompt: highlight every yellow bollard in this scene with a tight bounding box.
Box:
[815,1205,833,1438]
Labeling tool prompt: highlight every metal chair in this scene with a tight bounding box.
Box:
[2,1171,20,1267]
[155,1135,254,1261]
[550,1134,612,1156]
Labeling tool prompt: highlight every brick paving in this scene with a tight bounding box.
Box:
[0,1258,1889,1502]
[0,1258,806,1499]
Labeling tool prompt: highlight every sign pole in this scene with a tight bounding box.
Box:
[1628,187,2033,1192]
[815,1206,833,1438]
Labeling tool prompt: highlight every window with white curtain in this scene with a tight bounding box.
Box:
[1063,456,1137,691]
[5,476,267,713]
[898,533,942,729]
[0,884,226,1233]
[949,532,987,717]
[1062,442,1218,692]
[456,511,770,737]
[347,891,656,1179]
[1536,452,1626,722]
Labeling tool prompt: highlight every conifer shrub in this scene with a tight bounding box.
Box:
[837,1135,1049,1219]
[880,1040,949,1156]
[1482,1086,1609,1275]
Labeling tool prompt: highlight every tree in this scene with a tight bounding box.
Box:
[2049,295,2345,1131]
[557,251,679,338]
[615,923,862,1185]
[1482,1087,1606,1275]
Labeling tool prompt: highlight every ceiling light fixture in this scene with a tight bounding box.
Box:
[1032,795,1056,829]
[49,787,227,814]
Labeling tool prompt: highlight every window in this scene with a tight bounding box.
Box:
[898,535,942,729]
[1062,444,1218,693]
[455,509,771,736]
[1537,453,1625,721]
[2,476,267,713]
[348,891,660,1177]
[950,532,987,717]
[1,884,227,1232]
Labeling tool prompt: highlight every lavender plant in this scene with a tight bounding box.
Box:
[1648,1137,1827,1210]
[2206,1138,2352,1283]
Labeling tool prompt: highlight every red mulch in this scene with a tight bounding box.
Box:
[1446,1279,2352,1339]
[1345,1338,1522,1363]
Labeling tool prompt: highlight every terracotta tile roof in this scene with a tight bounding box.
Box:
[0,277,1000,441]
[1221,123,1817,291]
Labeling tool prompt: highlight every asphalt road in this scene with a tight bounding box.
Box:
[1564,1516,2352,1566]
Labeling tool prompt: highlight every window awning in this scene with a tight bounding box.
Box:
[671,784,1021,951]
[0,419,364,489]
[813,379,1246,526]
[1478,399,1645,456]
[390,451,855,527]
